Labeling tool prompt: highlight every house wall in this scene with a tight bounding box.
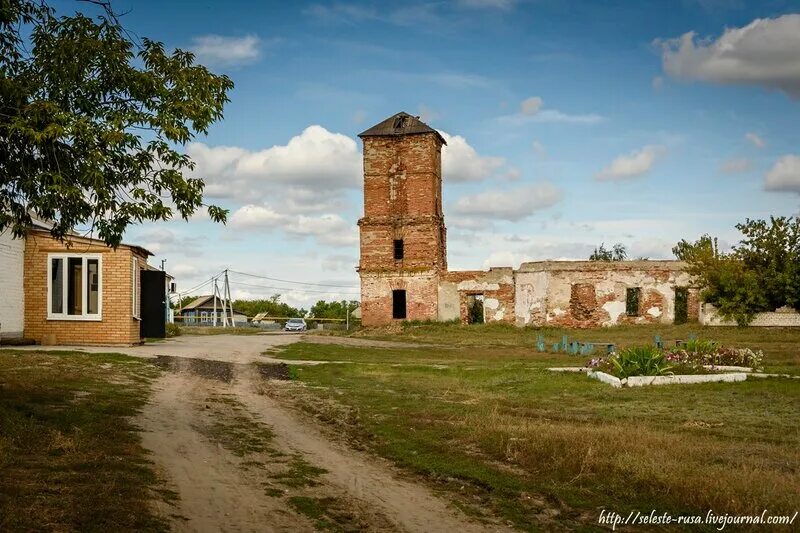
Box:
[0,229,25,338]
[23,231,148,345]
[514,261,696,328]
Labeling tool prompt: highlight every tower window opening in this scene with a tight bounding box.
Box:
[394,239,404,260]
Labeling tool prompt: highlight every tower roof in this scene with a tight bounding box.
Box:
[358,112,446,145]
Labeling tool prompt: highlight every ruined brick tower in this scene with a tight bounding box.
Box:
[358,112,447,325]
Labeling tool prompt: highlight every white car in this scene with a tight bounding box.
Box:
[284,318,307,332]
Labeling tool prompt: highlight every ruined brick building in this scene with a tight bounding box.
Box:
[357,112,700,328]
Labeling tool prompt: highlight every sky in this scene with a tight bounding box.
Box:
[59,0,800,309]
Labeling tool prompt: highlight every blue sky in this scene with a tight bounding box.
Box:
[65,0,800,307]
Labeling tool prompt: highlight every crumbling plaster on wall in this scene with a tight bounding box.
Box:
[438,268,515,324]
[512,261,693,328]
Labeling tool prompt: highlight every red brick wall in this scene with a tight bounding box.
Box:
[23,231,147,345]
[359,132,446,325]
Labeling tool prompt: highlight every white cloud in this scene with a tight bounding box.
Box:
[500,98,605,125]
[190,34,262,67]
[418,103,441,122]
[352,109,367,124]
[439,130,505,182]
[188,125,362,208]
[520,96,543,115]
[595,145,666,181]
[134,228,204,256]
[765,155,800,194]
[745,132,765,148]
[719,157,752,174]
[531,140,546,157]
[453,183,561,221]
[652,76,665,90]
[230,206,358,246]
[657,14,800,100]
[458,0,515,9]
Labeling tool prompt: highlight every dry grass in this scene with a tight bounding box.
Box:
[0,350,168,532]
[342,322,800,373]
[274,336,800,531]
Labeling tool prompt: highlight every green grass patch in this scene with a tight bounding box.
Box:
[270,455,328,488]
[281,338,800,531]
[288,496,360,532]
[0,350,168,531]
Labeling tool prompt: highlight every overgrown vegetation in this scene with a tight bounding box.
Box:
[674,216,800,325]
[274,338,800,531]
[165,323,181,337]
[589,242,627,261]
[0,350,168,531]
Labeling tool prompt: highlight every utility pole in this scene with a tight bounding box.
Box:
[346,301,350,331]
[224,269,234,327]
[160,259,166,271]
[212,278,219,327]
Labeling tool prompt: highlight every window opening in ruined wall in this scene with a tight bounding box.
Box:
[626,287,641,317]
[674,287,688,324]
[392,290,407,319]
[467,294,485,324]
[569,283,596,321]
[394,239,404,260]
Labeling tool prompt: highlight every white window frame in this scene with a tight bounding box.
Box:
[132,257,141,320]
[47,253,103,321]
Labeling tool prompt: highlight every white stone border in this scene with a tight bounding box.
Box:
[551,368,797,388]
[625,373,747,387]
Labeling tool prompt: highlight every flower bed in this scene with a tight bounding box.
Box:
[585,341,764,379]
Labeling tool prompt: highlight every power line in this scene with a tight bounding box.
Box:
[228,280,360,296]
[228,269,358,289]
[177,270,224,298]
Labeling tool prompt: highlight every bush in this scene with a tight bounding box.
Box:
[607,346,673,379]
[166,323,181,338]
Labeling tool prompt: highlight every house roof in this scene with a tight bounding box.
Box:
[27,227,154,257]
[358,112,446,145]
[181,295,244,315]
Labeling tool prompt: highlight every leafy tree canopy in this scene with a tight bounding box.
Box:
[233,295,306,319]
[589,243,627,261]
[1,0,232,246]
[673,217,800,325]
[308,300,359,320]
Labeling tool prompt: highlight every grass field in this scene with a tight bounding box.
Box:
[273,324,800,530]
[0,350,168,532]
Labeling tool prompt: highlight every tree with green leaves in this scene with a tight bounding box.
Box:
[589,243,627,261]
[673,217,800,325]
[308,300,359,320]
[233,295,307,319]
[1,0,232,246]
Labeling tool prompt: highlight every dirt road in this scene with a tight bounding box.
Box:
[130,335,509,532]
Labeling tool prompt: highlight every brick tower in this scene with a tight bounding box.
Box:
[357,112,447,325]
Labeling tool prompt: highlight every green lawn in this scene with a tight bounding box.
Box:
[0,350,169,532]
[272,327,800,531]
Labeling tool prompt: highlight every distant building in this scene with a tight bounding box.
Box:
[179,295,247,326]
